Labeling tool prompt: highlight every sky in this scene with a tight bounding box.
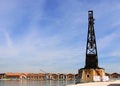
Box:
[0,0,120,74]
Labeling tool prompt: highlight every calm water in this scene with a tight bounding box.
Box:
[0,80,75,86]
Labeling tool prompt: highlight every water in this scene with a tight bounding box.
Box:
[0,80,75,86]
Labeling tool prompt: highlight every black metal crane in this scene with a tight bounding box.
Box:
[84,10,99,69]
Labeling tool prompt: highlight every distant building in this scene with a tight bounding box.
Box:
[0,73,5,79]
[0,72,76,80]
[111,73,120,78]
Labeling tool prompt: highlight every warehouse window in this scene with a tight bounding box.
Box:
[87,75,89,78]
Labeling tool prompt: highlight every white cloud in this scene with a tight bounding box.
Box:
[0,0,120,73]
[97,33,119,51]
[0,26,83,73]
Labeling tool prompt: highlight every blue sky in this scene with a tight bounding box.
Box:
[0,0,120,73]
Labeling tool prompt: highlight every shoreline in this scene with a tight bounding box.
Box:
[67,79,120,86]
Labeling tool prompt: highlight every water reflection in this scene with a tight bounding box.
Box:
[0,80,75,86]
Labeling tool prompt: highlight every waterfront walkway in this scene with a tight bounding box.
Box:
[67,80,120,86]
